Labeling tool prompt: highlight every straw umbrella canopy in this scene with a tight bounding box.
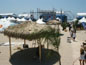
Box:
[4,21,61,61]
[4,21,49,60]
[4,21,49,40]
[47,20,61,32]
[47,20,61,25]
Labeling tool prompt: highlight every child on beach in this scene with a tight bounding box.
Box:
[79,45,86,65]
[80,47,85,65]
[73,45,86,65]
[83,40,86,45]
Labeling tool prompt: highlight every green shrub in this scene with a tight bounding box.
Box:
[61,22,67,30]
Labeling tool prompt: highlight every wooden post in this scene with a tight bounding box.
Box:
[38,39,41,62]
[34,40,37,47]
[35,40,37,45]
[39,41,41,62]
[47,40,49,49]
[24,39,26,45]
[58,24,60,32]
[9,37,12,57]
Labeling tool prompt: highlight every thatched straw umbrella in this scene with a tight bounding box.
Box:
[47,20,61,25]
[4,21,49,61]
[47,20,61,31]
[4,21,61,61]
[4,21,48,40]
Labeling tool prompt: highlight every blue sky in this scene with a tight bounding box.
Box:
[0,0,86,16]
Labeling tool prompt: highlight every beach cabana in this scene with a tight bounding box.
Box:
[4,21,61,61]
[4,21,50,60]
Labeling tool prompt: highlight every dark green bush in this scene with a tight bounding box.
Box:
[61,22,67,30]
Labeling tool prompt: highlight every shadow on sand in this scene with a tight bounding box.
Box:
[9,48,61,65]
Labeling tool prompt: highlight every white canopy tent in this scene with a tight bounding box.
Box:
[56,17,62,22]
[0,19,17,32]
[36,18,46,24]
[7,17,16,21]
[79,17,86,23]
[16,18,26,22]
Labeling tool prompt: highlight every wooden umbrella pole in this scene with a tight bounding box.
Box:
[9,37,12,57]
[47,40,49,49]
[38,39,41,62]
[24,39,26,45]
[58,24,59,30]
[35,40,37,46]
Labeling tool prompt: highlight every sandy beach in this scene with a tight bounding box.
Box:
[0,26,86,65]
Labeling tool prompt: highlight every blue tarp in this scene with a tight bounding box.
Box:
[40,14,67,22]
[77,16,86,20]
[81,22,86,30]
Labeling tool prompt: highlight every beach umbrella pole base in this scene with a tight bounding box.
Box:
[9,37,12,57]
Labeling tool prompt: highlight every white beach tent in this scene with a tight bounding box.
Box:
[16,18,26,22]
[20,18,27,21]
[56,17,61,22]
[16,18,21,21]
[7,17,16,21]
[79,17,86,23]
[0,19,17,32]
[36,18,46,24]
[28,18,32,21]
[0,18,7,22]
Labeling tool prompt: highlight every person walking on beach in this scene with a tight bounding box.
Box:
[72,30,76,41]
[70,30,73,38]
[68,23,72,31]
[69,27,74,39]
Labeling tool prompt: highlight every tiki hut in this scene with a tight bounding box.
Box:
[47,20,61,25]
[4,21,61,61]
[4,21,59,61]
[4,21,49,40]
[47,20,61,32]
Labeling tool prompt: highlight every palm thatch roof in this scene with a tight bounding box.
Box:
[47,20,61,25]
[4,21,58,40]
